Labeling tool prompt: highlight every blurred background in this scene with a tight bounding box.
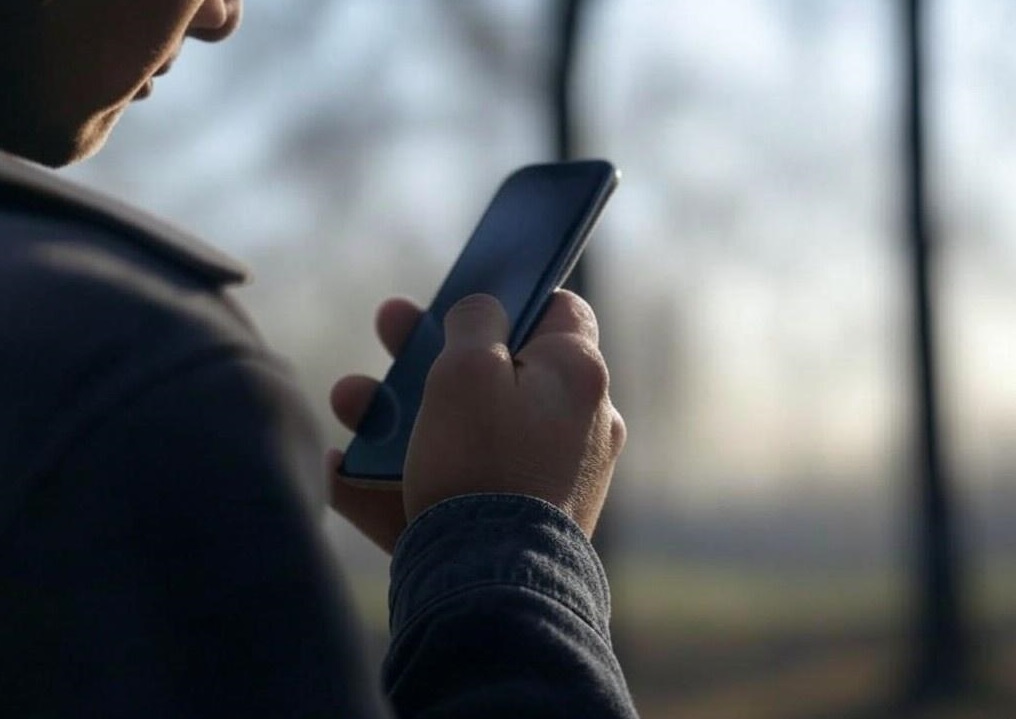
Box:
[66,0,1016,716]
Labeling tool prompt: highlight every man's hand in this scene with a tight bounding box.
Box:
[404,291,625,535]
[328,297,420,554]
[328,291,626,553]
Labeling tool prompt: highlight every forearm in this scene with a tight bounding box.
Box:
[384,494,638,719]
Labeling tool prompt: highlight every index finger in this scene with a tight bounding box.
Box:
[526,290,599,345]
[376,297,424,358]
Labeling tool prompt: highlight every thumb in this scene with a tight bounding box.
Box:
[327,449,407,555]
[442,294,509,351]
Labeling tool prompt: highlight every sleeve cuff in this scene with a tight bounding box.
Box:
[388,493,613,644]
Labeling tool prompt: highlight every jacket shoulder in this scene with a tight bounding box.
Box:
[0,155,248,286]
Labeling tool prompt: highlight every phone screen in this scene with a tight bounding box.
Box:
[341,160,618,481]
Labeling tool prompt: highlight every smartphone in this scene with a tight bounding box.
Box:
[340,159,619,482]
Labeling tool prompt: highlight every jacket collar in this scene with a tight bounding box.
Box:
[0,152,249,285]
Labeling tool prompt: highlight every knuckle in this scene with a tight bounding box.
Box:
[555,291,599,338]
[569,339,610,399]
[609,406,627,453]
[528,333,610,405]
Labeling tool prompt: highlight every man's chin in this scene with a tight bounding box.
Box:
[62,111,123,166]
[63,128,120,168]
[0,132,73,169]
[0,107,122,168]
[16,140,95,169]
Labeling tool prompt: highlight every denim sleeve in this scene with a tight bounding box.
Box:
[384,494,639,719]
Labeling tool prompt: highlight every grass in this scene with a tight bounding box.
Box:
[609,558,1016,719]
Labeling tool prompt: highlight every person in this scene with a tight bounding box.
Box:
[0,2,637,717]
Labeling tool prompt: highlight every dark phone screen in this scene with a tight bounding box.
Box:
[430,162,612,347]
[341,160,616,480]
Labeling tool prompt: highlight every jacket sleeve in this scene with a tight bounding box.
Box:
[384,494,640,719]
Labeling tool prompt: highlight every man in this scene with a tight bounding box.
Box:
[0,2,637,717]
